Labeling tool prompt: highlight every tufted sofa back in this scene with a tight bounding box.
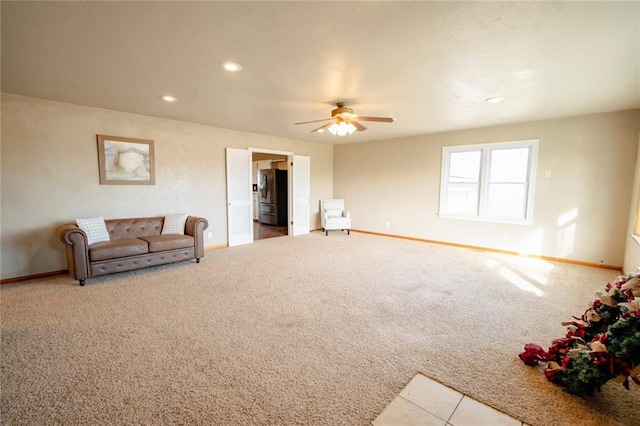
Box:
[105,217,165,240]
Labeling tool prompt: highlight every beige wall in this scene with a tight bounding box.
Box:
[335,110,640,267]
[3,93,638,279]
[1,94,334,280]
[623,131,640,274]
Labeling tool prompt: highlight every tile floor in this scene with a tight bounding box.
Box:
[372,374,529,426]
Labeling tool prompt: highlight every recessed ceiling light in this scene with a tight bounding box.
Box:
[160,95,178,102]
[485,96,505,103]
[220,62,243,72]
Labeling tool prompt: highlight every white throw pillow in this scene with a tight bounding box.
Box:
[161,213,188,235]
[76,216,110,245]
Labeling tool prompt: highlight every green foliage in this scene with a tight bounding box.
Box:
[607,315,640,364]
[595,303,622,325]
[552,352,613,396]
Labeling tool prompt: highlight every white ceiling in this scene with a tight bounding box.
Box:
[2,1,639,145]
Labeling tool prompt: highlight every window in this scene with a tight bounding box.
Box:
[634,189,640,236]
[439,139,538,224]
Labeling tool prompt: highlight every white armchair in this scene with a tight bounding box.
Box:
[320,199,351,236]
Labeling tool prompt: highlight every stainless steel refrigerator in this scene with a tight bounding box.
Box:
[258,169,288,226]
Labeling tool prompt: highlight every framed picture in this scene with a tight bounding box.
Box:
[97,135,155,185]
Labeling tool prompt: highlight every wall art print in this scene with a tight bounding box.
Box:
[97,135,155,185]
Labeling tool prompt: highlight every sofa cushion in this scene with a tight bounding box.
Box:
[140,235,195,253]
[106,217,163,240]
[89,238,149,261]
[161,213,188,235]
[76,216,110,245]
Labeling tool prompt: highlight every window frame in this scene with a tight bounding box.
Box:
[439,139,539,225]
[632,189,640,245]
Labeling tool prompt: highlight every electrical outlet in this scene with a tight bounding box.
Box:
[207,231,213,239]
[385,221,390,228]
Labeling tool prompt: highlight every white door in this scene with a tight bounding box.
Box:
[292,155,310,236]
[226,148,253,246]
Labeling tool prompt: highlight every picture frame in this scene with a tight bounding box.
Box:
[97,135,155,185]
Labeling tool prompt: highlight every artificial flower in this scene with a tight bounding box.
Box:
[520,272,640,395]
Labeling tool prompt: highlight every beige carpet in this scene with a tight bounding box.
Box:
[1,232,638,426]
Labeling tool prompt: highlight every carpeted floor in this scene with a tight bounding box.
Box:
[1,232,638,425]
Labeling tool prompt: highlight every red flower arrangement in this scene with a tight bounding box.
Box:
[520,272,640,396]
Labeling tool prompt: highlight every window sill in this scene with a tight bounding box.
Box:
[437,213,532,226]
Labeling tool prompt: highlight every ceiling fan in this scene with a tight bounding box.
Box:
[295,102,395,136]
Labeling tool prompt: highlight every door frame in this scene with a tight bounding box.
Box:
[249,147,295,237]
[226,148,254,247]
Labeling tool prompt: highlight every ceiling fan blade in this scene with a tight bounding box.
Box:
[351,121,367,132]
[356,116,395,123]
[295,118,334,125]
[311,122,334,133]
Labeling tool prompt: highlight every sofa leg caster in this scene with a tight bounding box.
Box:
[79,279,86,286]
[325,229,328,236]
[347,230,350,235]
[196,258,201,263]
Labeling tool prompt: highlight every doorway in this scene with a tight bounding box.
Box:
[225,147,310,247]
[252,152,288,241]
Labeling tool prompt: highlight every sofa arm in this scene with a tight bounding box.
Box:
[185,216,209,260]
[57,224,84,245]
[55,224,90,281]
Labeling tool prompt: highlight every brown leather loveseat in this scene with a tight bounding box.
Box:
[56,216,208,286]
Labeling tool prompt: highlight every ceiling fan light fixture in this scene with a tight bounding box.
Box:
[296,102,392,134]
[328,121,356,136]
[220,61,243,72]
